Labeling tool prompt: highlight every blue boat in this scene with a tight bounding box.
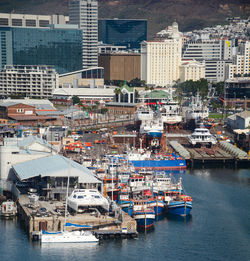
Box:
[147,199,166,216]
[117,189,133,216]
[133,208,155,230]
[128,153,186,171]
[132,199,155,230]
[167,199,192,216]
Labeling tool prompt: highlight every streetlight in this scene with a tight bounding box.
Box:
[234,92,236,114]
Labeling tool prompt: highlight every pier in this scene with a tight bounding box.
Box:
[169,139,250,168]
[17,195,137,240]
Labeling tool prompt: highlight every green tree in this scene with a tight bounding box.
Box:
[72,95,80,105]
[214,82,224,96]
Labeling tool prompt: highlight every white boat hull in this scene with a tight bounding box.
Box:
[41,231,99,243]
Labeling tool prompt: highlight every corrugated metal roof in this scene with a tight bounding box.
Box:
[0,99,55,110]
[12,154,101,184]
[18,135,56,151]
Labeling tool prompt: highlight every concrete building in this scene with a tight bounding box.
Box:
[179,59,205,82]
[224,79,250,108]
[98,53,140,82]
[0,65,59,99]
[0,13,69,28]
[141,22,182,86]
[0,136,57,181]
[182,39,235,82]
[227,111,250,130]
[225,41,250,80]
[59,67,104,88]
[69,0,98,69]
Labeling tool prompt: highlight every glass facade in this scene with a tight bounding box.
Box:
[81,68,104,79]
[0,27,82,74]
[98,19,147,50]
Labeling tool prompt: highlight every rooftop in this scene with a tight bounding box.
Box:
[13,154,101,184]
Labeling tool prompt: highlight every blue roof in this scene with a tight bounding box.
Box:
[12,154,101,184]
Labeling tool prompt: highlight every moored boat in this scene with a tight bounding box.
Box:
[132,199,155,229]
[41,229,98,243]
[127,151,186,171]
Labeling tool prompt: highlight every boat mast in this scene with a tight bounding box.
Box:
[64,158,70,230]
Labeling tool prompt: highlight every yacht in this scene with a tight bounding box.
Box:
[67,189,109,213]
[41,230,99,243]
[188,127,217,146]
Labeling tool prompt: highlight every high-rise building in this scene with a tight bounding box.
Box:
[69,0,98,69]
[98,19,147,50]
[0,25,82,74]
[141,22,182,86]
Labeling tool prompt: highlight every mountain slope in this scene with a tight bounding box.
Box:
[0,0,249,38]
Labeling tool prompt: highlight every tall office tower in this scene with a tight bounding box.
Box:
[98,19,147,50]
[69,0,98,69]
[0,25,82,74]
[141,22,182,86]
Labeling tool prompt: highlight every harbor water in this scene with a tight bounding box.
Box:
[1,168,249,261]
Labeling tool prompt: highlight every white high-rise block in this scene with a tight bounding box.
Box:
[69,0,98,69]
[141,22,183,86]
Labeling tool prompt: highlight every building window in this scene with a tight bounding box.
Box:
[25,19,36,27]
[17,109,24,113]
[0,18,9,26]
[12,19,22,26]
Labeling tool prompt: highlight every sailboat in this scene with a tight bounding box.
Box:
[40,157,99,243]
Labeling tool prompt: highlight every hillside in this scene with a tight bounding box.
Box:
[0,0,249,38]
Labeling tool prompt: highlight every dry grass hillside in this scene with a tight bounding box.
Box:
[0,0,249,38]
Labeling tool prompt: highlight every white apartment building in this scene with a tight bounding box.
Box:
[182,39,235,82]
[69,0,98,69]
[179,59,205,82]
[225,41,250,80]
[0,65,59,99]
[0,13,69,27]
[141,22,182,86]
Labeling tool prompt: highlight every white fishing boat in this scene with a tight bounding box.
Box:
[134,104,154,122]
[183,93,209,123]
[188,127,217,146]
[0,200,17,218]
[140,112,164,138]
[160,101,182,125]
[67,189,109,213]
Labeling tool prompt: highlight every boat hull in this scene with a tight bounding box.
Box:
[131,160,186,171]
[147,201,165,216]
[133,212,155,229]
[41,231,99,243]
[149,132,162,138]
[167,201,192,216]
